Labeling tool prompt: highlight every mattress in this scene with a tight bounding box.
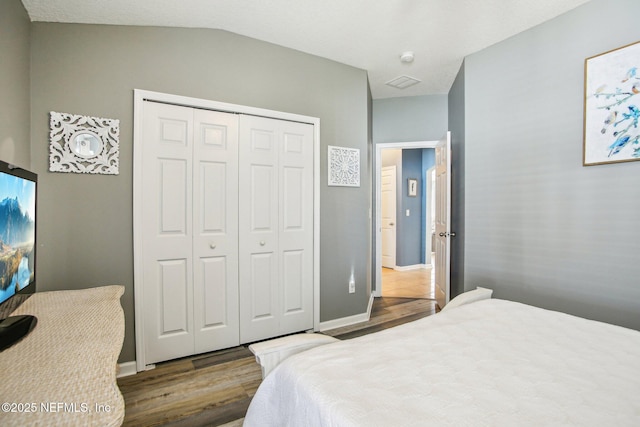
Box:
[244,299,640,426]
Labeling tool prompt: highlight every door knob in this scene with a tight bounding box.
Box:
[438,232,457,237]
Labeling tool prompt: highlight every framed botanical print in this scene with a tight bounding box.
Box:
[584,41,640,166]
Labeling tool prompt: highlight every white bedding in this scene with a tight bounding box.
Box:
[244,299,640,426]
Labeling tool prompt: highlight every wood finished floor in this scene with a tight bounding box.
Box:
[381,266,435,299]
[117,297,439,427]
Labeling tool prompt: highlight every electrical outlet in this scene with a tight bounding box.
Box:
[349,278,355,294]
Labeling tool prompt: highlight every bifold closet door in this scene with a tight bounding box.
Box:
[192,109,240,354]
[238,115,314,344]
[140,101,240,365]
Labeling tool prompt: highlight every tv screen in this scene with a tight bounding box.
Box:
[0,162,36,317]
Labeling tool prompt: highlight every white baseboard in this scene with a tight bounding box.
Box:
[319,294,375,332]
[366,293,374,317]
[117,361,138,378]
[394,264,428,271]
[121,294,377,373]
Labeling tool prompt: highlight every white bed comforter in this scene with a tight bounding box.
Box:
[244,299,640,426]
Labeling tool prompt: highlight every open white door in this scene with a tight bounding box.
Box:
[434,132,451,310]
[381,166,397,269]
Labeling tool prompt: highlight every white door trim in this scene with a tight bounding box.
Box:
[133,89,321,371]
[425,165,436,267]
[374,141,439,297]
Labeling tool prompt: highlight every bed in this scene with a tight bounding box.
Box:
[244,296,640,426]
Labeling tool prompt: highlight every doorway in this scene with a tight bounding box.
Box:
[374,141,439,300]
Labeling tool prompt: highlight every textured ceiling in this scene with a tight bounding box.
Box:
[21,0,592,99]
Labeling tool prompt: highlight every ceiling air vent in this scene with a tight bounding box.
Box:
[385,75,421,89]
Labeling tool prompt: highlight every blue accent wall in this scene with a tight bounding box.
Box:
[397,149,422,266]
[397,149,434,267]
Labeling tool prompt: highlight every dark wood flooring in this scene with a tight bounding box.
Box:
[117,297,439,427]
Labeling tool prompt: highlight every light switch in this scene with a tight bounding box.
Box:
[406,209,410,216]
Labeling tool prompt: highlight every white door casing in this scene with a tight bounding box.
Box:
[238,115,314,344]
[374,141,444,297]
[434,132,452,310]
[381,166,397,269]
[425,166,435,266]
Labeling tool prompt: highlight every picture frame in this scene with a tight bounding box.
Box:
[408,178,417,197]
[328,145,360,187]
[49,111,120,174]
[583,41,640,166]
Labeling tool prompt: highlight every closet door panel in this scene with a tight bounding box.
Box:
[159,159,188,234]
[249,252,277,318]
[158,259,189,334]
[279,122,314,334]
[141,102,195,364]
[193,110,240,353]
[239,116,279,343]
[282,250,304,312]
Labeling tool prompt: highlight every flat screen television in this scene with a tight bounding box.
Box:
[0,160,37,351]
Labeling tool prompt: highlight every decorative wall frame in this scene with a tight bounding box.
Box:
[328,145,360,187]
[49,111,120,174]
[408,178,417,197]
[584,41,640,166]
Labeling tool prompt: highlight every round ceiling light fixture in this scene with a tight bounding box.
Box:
[400,51,414,63]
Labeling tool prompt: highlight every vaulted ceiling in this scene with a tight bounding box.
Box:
[21,0,592,98]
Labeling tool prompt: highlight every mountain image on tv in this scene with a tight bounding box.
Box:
[0,196,35,295]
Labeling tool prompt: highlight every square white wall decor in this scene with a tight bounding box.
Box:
[328,145,360,187]
[49,111,120,175]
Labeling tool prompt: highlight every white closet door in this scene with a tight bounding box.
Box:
[192,109,240,353]
[278,120,314,335]
[239,116,280,343]
[141,102,195,364]
[239,115,314,343]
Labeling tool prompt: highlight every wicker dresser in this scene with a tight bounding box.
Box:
[0,286,125,426]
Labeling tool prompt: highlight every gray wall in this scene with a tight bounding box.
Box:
[0,0,31,168]
[464,0,640,330]
[30,23,371,363]
[373,95,448,144]
[448,62,465,299]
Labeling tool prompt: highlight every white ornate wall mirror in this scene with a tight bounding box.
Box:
[49,111,120,175]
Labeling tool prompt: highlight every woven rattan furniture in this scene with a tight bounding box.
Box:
[0,286,125,426]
